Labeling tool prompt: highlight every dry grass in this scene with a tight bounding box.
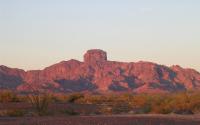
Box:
[1,91,200,116]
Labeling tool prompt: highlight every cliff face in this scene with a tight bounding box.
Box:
[1,49,200,93]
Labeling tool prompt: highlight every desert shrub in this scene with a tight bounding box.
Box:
[1,90,200,116]
[54,92,200,115]
[99,101,132,115]
[0,90,20,103]
[172,91,200,114]
[99,104,113,115]
[6,109,25,117]
[77,95,102,104]
[111,102,132,114]
[151,96,173,114]
[78,94,133,104]
[27,93,52,116]
[189,92,200,113]
[0,110,7,117]
[52,94,69,103]
[169,92,194,114]
[130,94,152,114]
[62,106,79,115]
[67,93,84,103]
[0,109,25,117]
[93,94,133,115]
[150,92,200,115]
[76,95,115,105]
[24,84,53,116]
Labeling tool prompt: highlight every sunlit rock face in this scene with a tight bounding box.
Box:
[0,49,200,93]
[84,49,107,64]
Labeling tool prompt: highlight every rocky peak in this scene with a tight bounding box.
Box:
[84,49,107,64]
[1,49,200,93]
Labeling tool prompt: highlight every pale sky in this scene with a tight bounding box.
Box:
[0,0,200,71]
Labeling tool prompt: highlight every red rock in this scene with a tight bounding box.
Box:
[0,49,200,93]
[84,49,107,64]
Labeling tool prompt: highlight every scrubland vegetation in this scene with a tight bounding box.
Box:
[1,90,200,117]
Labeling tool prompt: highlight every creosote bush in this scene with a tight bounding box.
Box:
[27,93,52,116]
[26,84,53,116]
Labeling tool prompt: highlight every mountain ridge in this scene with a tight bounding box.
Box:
[0,49,200,93]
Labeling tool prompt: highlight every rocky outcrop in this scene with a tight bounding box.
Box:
[84,49,107,64]
[0,49,200,93]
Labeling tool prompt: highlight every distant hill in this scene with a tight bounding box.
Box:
[1,49,200,93]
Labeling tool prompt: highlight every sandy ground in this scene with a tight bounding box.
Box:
[0,115,200,125]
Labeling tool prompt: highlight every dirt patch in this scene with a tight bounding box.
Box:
[0,115,200,125]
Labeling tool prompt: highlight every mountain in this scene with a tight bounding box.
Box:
[1,49,200,93]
